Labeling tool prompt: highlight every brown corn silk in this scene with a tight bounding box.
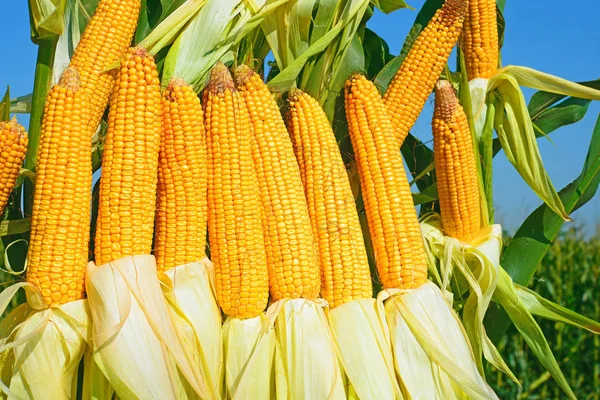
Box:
[154,78,208,272]
[345,74,428,290]
[383,0,467,146]
[433,80,482,242]
[0,118,27,216]
[204,63,269,319]
[462,0,499,80]
[286,89,372,308]
[94,47,162,266]
[27,69,92,307]
[68,0,141,132]
[234,65,320,301]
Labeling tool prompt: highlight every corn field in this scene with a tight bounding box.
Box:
[1,0,599,399]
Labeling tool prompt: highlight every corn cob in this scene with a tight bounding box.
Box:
[94,47,162,266]
[0,118,27,216]
[234,65,320,301]
[26,69,92,307]
[433,80,481,242]
[68,0,141,132]
[383,0,467,146]
[286,89,372,308]
[154,78,207,272]
[204,63,269,318]
[345,74,427,290]
[462,0,499,80]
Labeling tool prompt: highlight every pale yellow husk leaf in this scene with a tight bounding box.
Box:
[421,217,517,383]
[82,347,114,400]
[223,314,275,399]
[0,280,90,400]
[85,255,211,400]
[382,282,498,400]
[327,298,402,399]
[161,258,223,398]
[469,78,489,140]
[267,298,346,399]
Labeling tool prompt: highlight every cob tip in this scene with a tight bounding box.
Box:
[1,117,27,138]
[58,68,81,91]
[164,77,190,101]
[441,0,468,23]
[233,64,257,87]
[206,63,235,95]
[434,80,460,121]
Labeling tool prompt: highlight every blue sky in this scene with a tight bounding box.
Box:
[1,1,600,233]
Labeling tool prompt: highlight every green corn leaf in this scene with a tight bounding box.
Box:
[493,268,576,400]
[400,133,435,192]
[369,0,412,14]
[362,28,394,79]
[135,0,188,43]
[0,87,10,122]
[515,284,600,334]
[411,185,437,205]
[9,94,33,114]
[533,97,591,136]
[486,114,600,341]
[527,79,600,119]
[0,220,31,238]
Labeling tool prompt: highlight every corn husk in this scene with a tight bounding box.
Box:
[161,258,223,398]
[268,298,345,400]
[382,282,498,400]
[469,77,489,140]
[0,281,90,399]
[82,347,114,400]
[327,298,402,399]
[223,314,275,399]
[85,254,211,400]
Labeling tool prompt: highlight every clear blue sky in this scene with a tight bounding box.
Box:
[2,1,600,233]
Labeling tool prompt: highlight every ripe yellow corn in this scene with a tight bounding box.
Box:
[345,74,427,290]
[234,65,320,301]
[383,0,467,146]
[462,0,499,80]
[154,78,208,272]
[94,47,162,266]
[286,89,372,308]
[433,80,481,242]
[68,0,141,132]
[0,118,27,216]
[26,69,92,307]
[204,63,269,318]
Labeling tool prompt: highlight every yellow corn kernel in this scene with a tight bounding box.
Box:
[286,89,372,308]
[154,78,208,272]
[204,63,269,319]
[26,69,92,308]
[234,65,320,301]
[462,0,499,80]
[94,47,162,266]
[68,0,141,132]
[345,74,428,290]
[383,0,467,146]
[433,80,481,242]
[0,118,27,216]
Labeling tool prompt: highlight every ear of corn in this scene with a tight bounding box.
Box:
[234,65,320,301]
[68,0,141,132]
[433,80,482,243]
[0,119,27,217]
[345,74,428,291]
[155,78,208,272]
[94,47,162,266]
[383,0,467,145]
[285,89,371,308]
[204,63,270,319]
[26,69,92,308]
[462,0,499,80]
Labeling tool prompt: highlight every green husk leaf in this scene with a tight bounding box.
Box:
[493,268,576,399]
[491,73,569,220]
[135,0,188,43]
[28,0,67,42]
[0,87,10,121]
[370,0,412,14]
[486,114,600,341]
[515,284,600,334]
